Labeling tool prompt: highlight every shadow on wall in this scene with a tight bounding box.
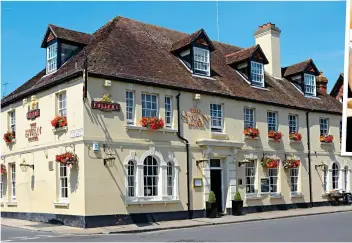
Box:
[70,161,80,193]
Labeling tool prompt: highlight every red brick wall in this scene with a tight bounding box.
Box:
[335,84,344,102]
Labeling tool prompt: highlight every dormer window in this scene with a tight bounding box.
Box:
[251,61,264,87]
[47,43,57,74]
[193,47,210,76]
[304,73,316,96]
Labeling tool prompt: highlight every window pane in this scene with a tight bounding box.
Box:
[251,61,264,87]
[142,94,158,118]
[143,156,159,196]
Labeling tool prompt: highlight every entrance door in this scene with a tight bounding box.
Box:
[210,159,223,213]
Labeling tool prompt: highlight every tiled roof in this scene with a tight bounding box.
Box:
[41,24,92,47]
[1,16,342,114]
[170,29,215,52]
[225,45,268,66]
[282,59,314,77]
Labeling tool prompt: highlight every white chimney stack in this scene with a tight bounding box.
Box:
[254,22,281,78]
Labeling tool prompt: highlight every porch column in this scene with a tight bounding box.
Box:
[226,148,238,208]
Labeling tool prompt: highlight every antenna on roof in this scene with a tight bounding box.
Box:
[216,0,220,42]
[2,82,11,98]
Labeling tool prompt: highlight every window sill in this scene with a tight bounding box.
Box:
[269,193,282,199]
[210,132,228,139]
[125,197,180,206]
[53,126,68,133]
[124,125,178,134]
[245,194,264,200]
[291,193,304,198]
[6,201,17,207]
[53,201,69,208]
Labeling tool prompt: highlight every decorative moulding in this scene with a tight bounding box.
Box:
[53,202,69,208]
[6,201,18,207]
[210,132,228,140]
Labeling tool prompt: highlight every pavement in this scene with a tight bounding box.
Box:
[1,205,352,236]
[1,211,352,242]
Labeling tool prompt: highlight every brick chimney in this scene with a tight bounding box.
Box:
[254,23,281,78]
[316,71,328,94]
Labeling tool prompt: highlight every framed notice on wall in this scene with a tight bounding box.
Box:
[261,178,270,193]
[193,178,203,187]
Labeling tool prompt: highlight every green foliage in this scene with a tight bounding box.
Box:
[208,191,216,203]
[234,191,242,201]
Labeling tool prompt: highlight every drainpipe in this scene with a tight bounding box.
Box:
[176,93,192,219]
[306,111,313,207]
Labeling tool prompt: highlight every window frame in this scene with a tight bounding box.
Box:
[165,96,173,128]
[319,118,329,136]
[9,111,16,133]
[290,167,299,194]
[126,91,135,125]
[244,107,255,129]
[143,156,159,197]
[47,42,58,74]
[288,114,298,134]
[250,61,264,87]
[344,166,348,191]
[10,163,16,201]
[303,73,316,96]
[57,92,67,117]
[332,163,339,190]
[267,111,278,132]
[268,168,278,193]
[245,161,256,194]
[127,160,136,198]
[59,163,68,202]
[142,93,159,118]
[167,162,174,197]
[210,103,223,133]
[323,166,328,192]
[193,46,210,77]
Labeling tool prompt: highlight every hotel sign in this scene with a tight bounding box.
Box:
[25,123,42,142]
[91,101,121,112]
[181,108,210,129]
[27,109,40,120]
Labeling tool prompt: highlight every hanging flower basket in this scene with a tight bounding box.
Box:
[55,152,78,168]
[140,117,164,130]
[261,157,279,168]
[1,164,6,175]
[243,127,260,139]
[51,116,67,129]
[289,132,302,141]
[268,131,282,142]
[3,131,15,144]
[320,135,333,143]
[283,159,300,169]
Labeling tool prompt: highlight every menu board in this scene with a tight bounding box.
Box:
[261,178,270,193]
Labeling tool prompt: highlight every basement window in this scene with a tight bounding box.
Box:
[251,61,264,87]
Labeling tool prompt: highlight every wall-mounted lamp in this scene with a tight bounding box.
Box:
[20,163,35,172]
[194,94,201,100]
[104,157,115,167]
[239,158,252,167]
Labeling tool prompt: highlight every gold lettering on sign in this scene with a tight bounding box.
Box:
[181,109,210,129]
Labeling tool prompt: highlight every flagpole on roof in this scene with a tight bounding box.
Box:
[216,0,220,42]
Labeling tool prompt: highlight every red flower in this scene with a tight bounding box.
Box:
[320,135,333,143]
[244,127,260,139]
[289,132,302,141]
[268,131,282,142]
[1,164,6,175]
[51,116,67,128]
[3,131,15,144]
[139,117,164,130]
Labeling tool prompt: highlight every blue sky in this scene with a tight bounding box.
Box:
[1,1,347,97]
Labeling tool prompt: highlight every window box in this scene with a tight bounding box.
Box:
[55,152,78,169]
[261,158,279,168]
[51,116,68,132]
[125,125,177,134]
[268,131,282,142]
[3,131,15,144]
[140,117,165,130]
[283,159,300,169]
[289,132,302,142]
[320,135,333,144]
[52,126,68,133]
[243,127,260,140]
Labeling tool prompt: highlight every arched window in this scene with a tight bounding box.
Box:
[143,156,158,196]
[332,163,339,190]
[167,162,174,196]
[344,166,348,190]
[127,161,135,197]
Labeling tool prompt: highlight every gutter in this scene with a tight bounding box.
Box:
[176,93,192,219]
[306,111,313,207]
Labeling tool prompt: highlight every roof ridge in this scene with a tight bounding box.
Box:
[48,24,91,36]
[225,45,257,57]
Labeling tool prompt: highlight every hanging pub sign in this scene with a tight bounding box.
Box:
[181,108,210,129]
[25,123,42,142]
[91,93,120,112]
[27,98,40,120]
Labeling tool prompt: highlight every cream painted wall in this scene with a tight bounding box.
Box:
[1,78,85,215]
